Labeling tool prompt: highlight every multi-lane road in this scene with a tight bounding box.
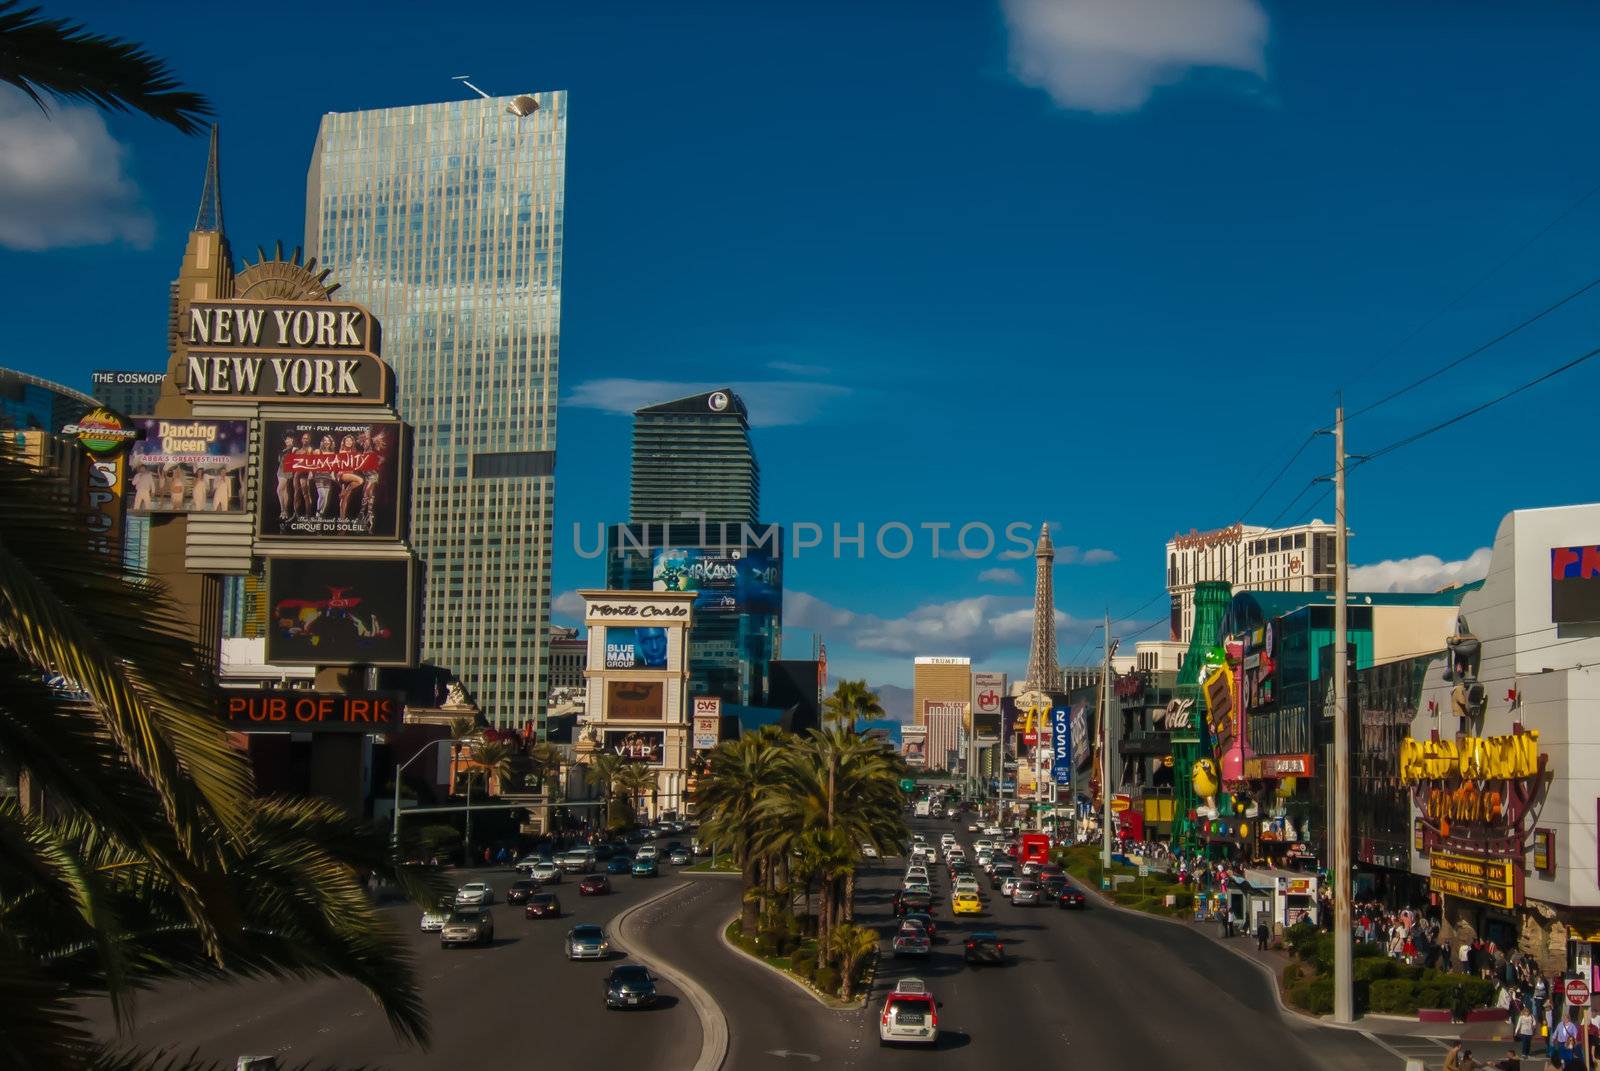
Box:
[86,822,1449,1069]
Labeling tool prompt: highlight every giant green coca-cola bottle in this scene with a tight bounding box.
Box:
[1172,580,1231,855]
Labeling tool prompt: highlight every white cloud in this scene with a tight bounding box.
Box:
[767,360,830,377]
[552,590,585,617]
[1349,548,1492,594]
[1081,548,1119,564]
[787,589,1098,660]
[978,566,1023,584]
[0,91,153,251]
[566,378,849,428]
[1000,0,1268,114]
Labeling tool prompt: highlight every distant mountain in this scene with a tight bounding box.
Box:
[868,683,913,722]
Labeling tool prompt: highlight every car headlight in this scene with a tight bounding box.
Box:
[600,941,610,950]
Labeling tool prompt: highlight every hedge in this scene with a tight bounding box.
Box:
[1369,978,1421,1015]
[814,966,841,997]
[1354,956,1397,983]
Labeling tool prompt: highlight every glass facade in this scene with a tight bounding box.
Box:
[307,93,567,727]
[631,391,759,524]
[1353,656,1431,874]
[605,522,781,707]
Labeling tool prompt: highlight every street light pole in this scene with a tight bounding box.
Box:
[1101,610,1114,871]
[391,738,453,850]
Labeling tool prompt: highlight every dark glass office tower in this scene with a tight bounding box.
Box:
[630,389,758,525]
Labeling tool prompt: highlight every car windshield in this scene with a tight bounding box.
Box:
[448,909,481,922]
[610,966,649,984]
[572,926,604,939]
[531,894,555,904]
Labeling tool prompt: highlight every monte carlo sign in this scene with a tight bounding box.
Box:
[178,299,390,405]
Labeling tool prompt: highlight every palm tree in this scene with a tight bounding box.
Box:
[831,922,880,1001]
[586,752,624,829]
[696,727,787,934]
[470,740,514,796]
[613,764,657,823]
[822,679,885,730]
[0,439,439,1068]
[0,1,211,134]
[527,741,566,799]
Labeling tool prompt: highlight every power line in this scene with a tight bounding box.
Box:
[1345,273,1600,423]
[1353,342,1600,468]
[1342,175,1600,390]
[1236,431,1319,523]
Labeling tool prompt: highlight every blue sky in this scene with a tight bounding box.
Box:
[5,1,1600,687]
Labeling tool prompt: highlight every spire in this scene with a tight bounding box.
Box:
[194,124,226,236]
[1024,522,1062,692]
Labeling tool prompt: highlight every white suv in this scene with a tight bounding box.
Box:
[879,978,939,1047]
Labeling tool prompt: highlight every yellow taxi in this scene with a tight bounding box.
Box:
[951,890,982,916]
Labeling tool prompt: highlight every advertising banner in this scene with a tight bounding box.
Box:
[603,729,665,765]
[1070,703,1090,769]
[1552,546,1600,624]
[651,547,781,615]
[266,557,414,666]
[1051,706,1072,785]
[127,418,248,513]
[973,672,1005,735]
[693,713,720,750]
[62,407,136,559]
[220,689,401,733]
[259,419,403,539]
[606,680,665,720]
[604,627,668,669]
[901,726,928,768]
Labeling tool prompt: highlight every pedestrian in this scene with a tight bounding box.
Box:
[1257,919,1271,951]
[1518,1005,1538,1057]
[1443,1041,1471,1071]
[1554,1013,1580,1065]
[1491,1049,1522,1071]
[1461,941,1474,974]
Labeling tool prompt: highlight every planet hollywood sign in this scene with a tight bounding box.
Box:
[1400,730,1549,858]
[178,300,390,404]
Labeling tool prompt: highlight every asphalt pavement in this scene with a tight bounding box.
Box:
[78,864,703,1068]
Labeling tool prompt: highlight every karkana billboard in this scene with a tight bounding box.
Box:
[606,680,665,720]
[651,547,780,615]
[260,420,403,539]
[603,729,665,765]
[604,627,668,669]
[128,418,248,513]
[266,557,414,666]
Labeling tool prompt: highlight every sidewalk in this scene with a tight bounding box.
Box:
[1075,871,1536,1049]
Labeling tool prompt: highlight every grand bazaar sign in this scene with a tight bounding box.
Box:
[1401,730,1548,861]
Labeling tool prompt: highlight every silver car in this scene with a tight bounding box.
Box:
[1011,879,1042,906]
[528,861,562,884]
[419,902,452,932]
[565,923,611,960]
[439,906,494,947]
[454,881,494,906]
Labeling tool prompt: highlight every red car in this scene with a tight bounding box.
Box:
[525,892,562,919]
[578,874,612,896]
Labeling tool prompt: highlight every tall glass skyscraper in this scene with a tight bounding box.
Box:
[631,389,759,524]
[306,92,567,727]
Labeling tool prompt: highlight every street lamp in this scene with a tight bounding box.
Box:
[391,738,453,851]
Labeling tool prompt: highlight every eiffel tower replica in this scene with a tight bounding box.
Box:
[1022,522,1062,693]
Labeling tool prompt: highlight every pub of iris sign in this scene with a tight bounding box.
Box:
[178,299,390,405]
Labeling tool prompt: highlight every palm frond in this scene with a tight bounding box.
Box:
[0,1,211,134]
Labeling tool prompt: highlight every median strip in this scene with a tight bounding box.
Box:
[610,882,731,1071]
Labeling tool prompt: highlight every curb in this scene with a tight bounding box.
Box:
[717,912,867,1011]
[611,883,731,1071]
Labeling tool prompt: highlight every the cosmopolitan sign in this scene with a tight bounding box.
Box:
[179,299,390,404]
[221,689,401,732]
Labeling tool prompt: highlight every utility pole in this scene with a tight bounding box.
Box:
[1101,610,1114,870]
[1330,402,1354,1024]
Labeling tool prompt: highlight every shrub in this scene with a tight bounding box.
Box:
[1355,956,1397,983]
[1284,922,1321,960]
[789,953,816,981]
[814,966,840,996]
[1369,978,1420,1015]
[1299,977,1335,1015]
[1282,962,1304,989]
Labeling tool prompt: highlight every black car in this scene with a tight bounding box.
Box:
[1058,887,1087,909]
[893,890,933,918]
[989,865,1016,890]
[505,880,537,905]
[1039,875,1068,899]
[901,910,938,941]
[964,932,1006,965]
[604,964,659,1009]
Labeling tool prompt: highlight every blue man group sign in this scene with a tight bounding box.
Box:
[1051,706,1072,786]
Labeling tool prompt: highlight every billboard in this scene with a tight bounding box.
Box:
[651,547,781,615]
[259,419,403,539]
[266,557,414,666]
[901,726,928,768]
[127,418,248,513]
[693,712,720,750]
[604,627,668,669]
[603,729,665,765]
[1051,706,1072,785]
[221,689,400,733]
[1552,546,1600,624]
[973,672,1005,735]
[606,680,665,720]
